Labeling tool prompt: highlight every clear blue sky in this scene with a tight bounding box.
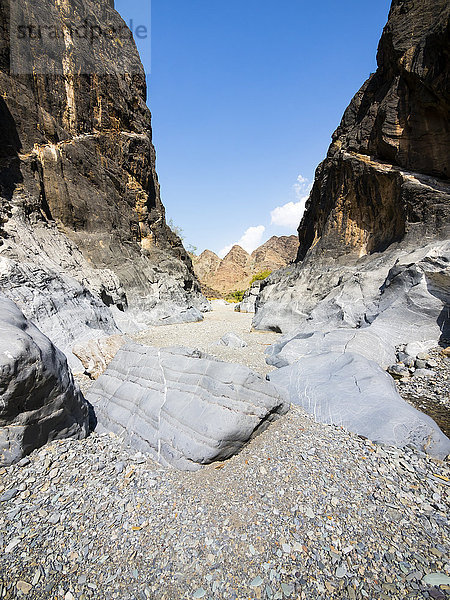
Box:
[115,0,392,256]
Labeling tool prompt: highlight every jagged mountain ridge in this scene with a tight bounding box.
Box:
[0,0,207,367]
[193,235,299,296]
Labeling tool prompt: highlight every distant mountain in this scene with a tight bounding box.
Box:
[193,236,299,296]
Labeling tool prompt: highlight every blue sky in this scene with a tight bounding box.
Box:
[115,0,391,256]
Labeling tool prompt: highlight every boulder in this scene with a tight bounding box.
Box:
[264,242,450,369]
[235,280,264,314]
[86,343,288,470]
[218,333,248,348]
[0,297,89,466]
[268,351,450,459]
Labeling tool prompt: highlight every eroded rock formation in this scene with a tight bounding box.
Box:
[268,351,450,459]
[0,0,207,366]
[86,344,288,470]
[297,0,449,262]
[0,297,89,466]
[254,0,450,345]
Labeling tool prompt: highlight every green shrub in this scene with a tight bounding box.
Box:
[249,270,272,286]
[226,290,245,303]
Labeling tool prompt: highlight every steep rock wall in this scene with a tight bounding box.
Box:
[297,0,449,262]
[254,0,450,341]
[0,0,207,364]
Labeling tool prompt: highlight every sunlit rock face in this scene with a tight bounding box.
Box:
[254,0,450,341]
[297,0,449,263]
[0,0,207,366]
[193,236,299,297]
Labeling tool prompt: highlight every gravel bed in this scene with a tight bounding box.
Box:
[131,301,281,377]
[2,308,450,599]
[395,348,450,438]
[0,407,449,600]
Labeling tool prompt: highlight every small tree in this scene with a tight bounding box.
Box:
[226,290,245,303]
[167,218,184,240]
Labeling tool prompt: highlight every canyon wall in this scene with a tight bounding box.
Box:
[0,0,207,366]
[254,0,450,341]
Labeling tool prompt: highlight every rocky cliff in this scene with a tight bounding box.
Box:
[0,0,207,366]
[193,235,298,296]
[296,0,449,262]
[254,0,450,344]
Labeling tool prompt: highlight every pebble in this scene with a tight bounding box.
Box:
[250,576,263,587]
[16,581,32,594]
[0,488,18,502]
[395,346,449,437]
[422,573,450,586]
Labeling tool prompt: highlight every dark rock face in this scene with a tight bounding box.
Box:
[297,0,449,262]
[0,0,207,364]
[0,297,89,466]
[255,0,450,345]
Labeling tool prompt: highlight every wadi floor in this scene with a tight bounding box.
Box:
[1,302,449,600]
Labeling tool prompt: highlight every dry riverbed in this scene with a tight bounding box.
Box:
[1,301,449,600]
[132,300,281,377]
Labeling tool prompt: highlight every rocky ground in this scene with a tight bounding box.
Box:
[132,300,281,377]
[1,302,449,600]
[395,348,450,439]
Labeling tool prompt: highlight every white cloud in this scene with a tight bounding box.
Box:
[270,174,312,230]
[293,174,312,200]
[270,199,307,229]
[218,225,266,258]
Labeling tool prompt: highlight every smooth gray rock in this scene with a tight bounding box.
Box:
[235,281,263,314]
[86,343,288,470]
[0,256,121,370]
[413,369,435,378]
[218,333,248,348]
[397,351,415,368]
[268,351,450,459]
[262,242,450,369]
[0,297,89,466]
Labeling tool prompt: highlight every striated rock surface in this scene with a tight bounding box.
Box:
[86,343,288,470]
[0,297,89,466]
[0,0,207,363]
[268,351,450,459]
[260,241,450,366]
[193,236,298,296]
[254,0,450,348]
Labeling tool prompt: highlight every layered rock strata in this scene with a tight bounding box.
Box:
[86,343,288,470]
[0,0,207,366]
